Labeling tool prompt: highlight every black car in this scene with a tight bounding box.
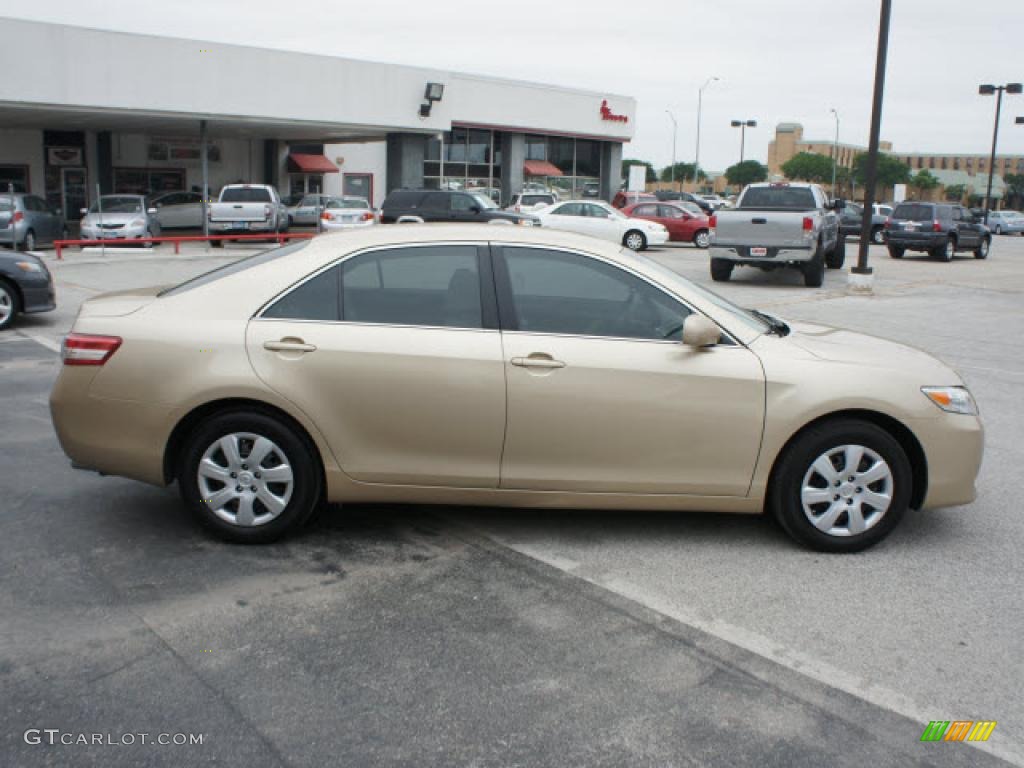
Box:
[0,249,56,331]
[380,189,539,226]
[653,190,714,215]
[885,202,991,261]
[838,202,888,244]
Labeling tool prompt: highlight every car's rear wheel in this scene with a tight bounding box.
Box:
[770,419,911,552]
[693,229,710,249]
[179,411,321,543]
[20,229,35,252]
[933,237,955,261]
[710,257,733,282]
[888,245,904,259]
[211,239,223,248]
[974,237,990,259]
[802,247,825,287]
[825,235,845,269]
[0,279,19,331]
[623,230,647,251]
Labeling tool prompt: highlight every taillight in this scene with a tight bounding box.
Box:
[515,205,521,213]
[62,334,122,366]
[709,214,717,230]
[361,212,374,221]
[884,217,891,229]
[802,216,814,232]
[263,204,272,218]
[12,211,24,222]
[320,211,334,221]
[932,220,941,232]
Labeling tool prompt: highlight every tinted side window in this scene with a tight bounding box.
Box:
[382,190,425,209]
[451,194,476,212]
[262,266,340,321]
[500,247,690,341]
[421,193,450,211]
[552,203,582,216]
[341,246,482,329]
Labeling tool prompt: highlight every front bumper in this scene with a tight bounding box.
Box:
[909,411,984,509]
[18,272,56,313]
[647,230,670,246]
[80,224,149,240]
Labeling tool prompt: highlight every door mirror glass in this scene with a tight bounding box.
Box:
[470,205,482,214]
[682,314,721,347]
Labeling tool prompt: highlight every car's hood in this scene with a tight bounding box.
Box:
[77,285,168,318]
[782,321,960,382]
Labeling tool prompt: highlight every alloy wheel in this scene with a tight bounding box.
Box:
[872,228,885,244]
[196,432,294,527]
[625,231,645,251]
[24,231,35,251]
[800,444,893,537]
[0,284,13,327]
[695,231,710,248]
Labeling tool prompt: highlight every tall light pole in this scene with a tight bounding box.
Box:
[666,110,678,190]
[695,76,719,192]
[853,0,893,281]
[730,119,756,163]
[829,108,840,196]
[978,82,1022,221]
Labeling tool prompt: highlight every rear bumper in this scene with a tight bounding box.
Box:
[209,221,276,233]
[710,244,814,262]
[885,232,945,250]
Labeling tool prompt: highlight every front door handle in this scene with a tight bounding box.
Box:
[511,354,565,369]
[264,338,317,353]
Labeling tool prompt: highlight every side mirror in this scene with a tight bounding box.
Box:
[147,207,158,215]
[470,205,482,213]
[832,198,845,210]
[682,315,721,348]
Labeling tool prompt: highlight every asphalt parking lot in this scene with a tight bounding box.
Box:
[2,235,1022,767]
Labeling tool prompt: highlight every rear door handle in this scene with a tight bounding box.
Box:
[751,218,767,224]
[264,339,317,353]
[511,354,565,369]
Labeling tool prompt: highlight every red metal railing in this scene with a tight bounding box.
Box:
[53,232,316,260]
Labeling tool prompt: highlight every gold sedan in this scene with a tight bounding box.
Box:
[50,226,983,552]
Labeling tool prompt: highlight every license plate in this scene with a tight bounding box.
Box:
[231,222,248,231]
[904,223,917,231]
[342,215,357,223]
[750,247,768,256]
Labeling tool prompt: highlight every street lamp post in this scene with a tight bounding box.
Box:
[853,0,893,281]
[829,108,840,196]
[730,119,757,163]
[978,82,1022,221]
[695,77,719,192]
[666,110,678,190]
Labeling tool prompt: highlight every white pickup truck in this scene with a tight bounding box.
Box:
[208,184,289,246]
[708,182,845,287]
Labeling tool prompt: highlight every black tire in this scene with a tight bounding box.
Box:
[974,237,990,260]
[143,229,154,248]
[932,237,955,262]
[825,235,845,269]
[623,230,647,251]
[211,239,223,248]
[710,257,733,282]
[994,225,1002,235]
[802,245,825,287]
[871,226,885,245]
[693,229,710,249]
[0,278,20,331]
[178,410,322,544]
[20,229,35,252]
[770,418,912,553]
[888,245,904,259]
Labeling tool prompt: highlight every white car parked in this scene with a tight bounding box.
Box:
[533,200,669,251]
[319,197,376,231]
[505,192,557,213]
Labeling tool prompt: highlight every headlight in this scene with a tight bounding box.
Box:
[129,219,145,227]
[922,386,978,415]
[15,261,43,273]
[80,218,92,228]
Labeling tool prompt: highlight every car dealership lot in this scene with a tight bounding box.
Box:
[2,237,1023,766]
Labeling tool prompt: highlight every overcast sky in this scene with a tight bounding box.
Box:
[3,0,1023,172]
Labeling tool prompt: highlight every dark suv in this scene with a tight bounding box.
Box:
[380,189,539,226]
[885,202,991,261]
[653,190,714,215]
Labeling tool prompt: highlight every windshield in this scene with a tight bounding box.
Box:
[159,239,312,297]
[89,196,142,214]
[629,252,771,337]
[221,187,273,203]
[471,193,498,210]
[738,186,817,210]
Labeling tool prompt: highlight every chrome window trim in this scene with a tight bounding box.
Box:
[492,242,743,347]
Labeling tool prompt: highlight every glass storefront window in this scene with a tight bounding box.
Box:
[525,136,547,161]
[575,140,601,178]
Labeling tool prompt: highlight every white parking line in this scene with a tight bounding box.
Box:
[16,330,60,353]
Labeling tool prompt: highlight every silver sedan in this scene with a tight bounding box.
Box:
[79,195,161,245]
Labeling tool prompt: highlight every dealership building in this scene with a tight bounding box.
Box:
[0,18,635,220]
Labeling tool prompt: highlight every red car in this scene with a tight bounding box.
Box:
[622,201,711,248]
[611,190,658,209]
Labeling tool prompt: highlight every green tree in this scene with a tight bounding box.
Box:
[851,152,912,190]
[909,169,940,199]
[943,183,967,202]
[622,159,657,184]
[780,152,835,183]
[724,160,768,187]
[659,162,705,184]
[1004,173,1024,208]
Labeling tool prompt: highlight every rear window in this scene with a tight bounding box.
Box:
[158,239,312,297]
[521,195,554,206]
[220,187,272,203]
[892,204,935,222]
[739,186,816,210]
[0,197,13,212]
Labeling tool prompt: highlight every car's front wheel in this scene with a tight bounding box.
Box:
[0,279,19,330]
[623,230,647,251]
[770,419,911,552]
[179,410,322,543]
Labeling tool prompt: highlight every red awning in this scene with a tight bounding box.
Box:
[287,153,339,173]
[523,160,563,177]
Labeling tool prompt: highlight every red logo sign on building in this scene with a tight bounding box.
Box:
[600,100,628,123]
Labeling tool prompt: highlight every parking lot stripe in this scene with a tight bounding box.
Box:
[16,330,60,354]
